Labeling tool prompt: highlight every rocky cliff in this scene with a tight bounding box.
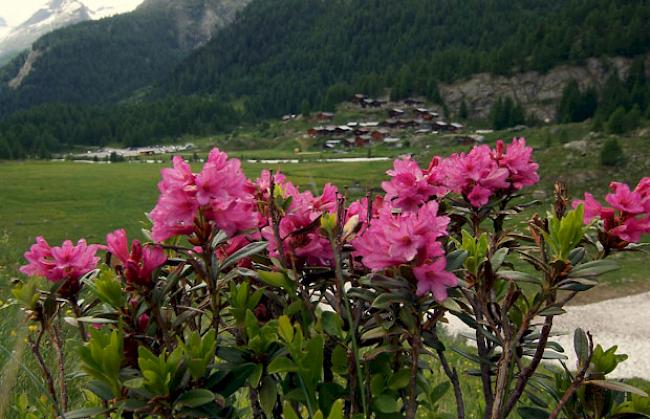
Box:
[440,55,650,122]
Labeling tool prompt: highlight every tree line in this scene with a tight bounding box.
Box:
[0,97,241,159]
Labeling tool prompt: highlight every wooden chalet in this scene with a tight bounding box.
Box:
[388,108,406,118]
[351,93,366,104]
[383,118,398,128]
[403,98,424,106]
[355,134,372,147]
[316,112,335,121]
[371,128,389,142]
[450,122,464,131]
[362,98,383,108]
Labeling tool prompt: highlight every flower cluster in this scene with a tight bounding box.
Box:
[106,229,167,288]
[150,149,260,242]
[353,202,457,301]
[382,156,446,211]
[20,237,102,296]
[575,178,650,244]
[441,138,539,207]
[381,138,539,209]
[259,170,338,266]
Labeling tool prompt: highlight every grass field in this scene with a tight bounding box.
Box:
[0,119,649,416]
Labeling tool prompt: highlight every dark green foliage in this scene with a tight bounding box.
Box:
[161,0,650,118]
[607,107,627,134]
[459,100,469,120]
[556,80,598,123]
[490,97,525,130]
[0,97,241,159]
[600,138,625,166]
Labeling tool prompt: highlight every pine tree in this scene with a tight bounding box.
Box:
[600,138,625,166]
[607,106,627,134]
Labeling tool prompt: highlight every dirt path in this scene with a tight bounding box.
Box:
[444,292,650,379]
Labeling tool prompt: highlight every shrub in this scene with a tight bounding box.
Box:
[11,141,650,418]
[607,106,627,134]
[601,138,626,166]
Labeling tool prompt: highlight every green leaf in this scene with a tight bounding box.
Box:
[569,260,619,277]
[429,381,450,405]
[327,400,344,419]
[174,389,215,408]
[278,315,294,343]
[538,306,566,316]
[574,328,589,366]
[387,370,410,390]
[63,407,111,419]
[248,364,264,388]
[267,356,298,374]
[259,376,278,416]
[321,311,344,339]
[371,290,412,308]
[373,394,400,413]
[221,241,267,271]
[123,378,144,389]
[282,402,300,419]
[257,270,288,289]
[499,270,541,285]
[446,249,468,271]
[490,247,509,270]
[587,380,649,397]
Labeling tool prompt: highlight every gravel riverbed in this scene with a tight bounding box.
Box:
[443,292,650,379]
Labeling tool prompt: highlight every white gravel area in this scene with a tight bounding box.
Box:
[443,292,650,379]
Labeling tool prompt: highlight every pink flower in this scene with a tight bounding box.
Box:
[158,156,195,195]
[353,201,450,270]
[150,191,198,242]
[21,237,102,284]
[260,181,339,267]
[150,148,259,242]
[106,229,166,287]
[441,145,509,207]
[606,182,645,215]
[574,178,650,244]
[440,139,539,207]
[382,157,444,212]
[493,138,539,190]
[413,257,458,301]
[346,195,384,236]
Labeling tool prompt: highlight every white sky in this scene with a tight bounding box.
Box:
[0,0,142,26]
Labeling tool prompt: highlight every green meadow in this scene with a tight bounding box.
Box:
[0,121,649,416]
[2,120,648,301]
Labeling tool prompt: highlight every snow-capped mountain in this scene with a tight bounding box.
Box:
[0,0,142,59]
[0,17,9,40]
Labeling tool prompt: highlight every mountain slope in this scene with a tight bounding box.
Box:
[0,0,249,117]
[0,0,93,60]
[160,0,650,117]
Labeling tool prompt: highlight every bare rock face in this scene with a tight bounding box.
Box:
[138,0,251,50]
[440,55,650,121]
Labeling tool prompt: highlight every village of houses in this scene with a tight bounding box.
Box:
[66,94,491,163]
[288,94,488,150]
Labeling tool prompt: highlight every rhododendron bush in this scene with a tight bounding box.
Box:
[12,140,650,418]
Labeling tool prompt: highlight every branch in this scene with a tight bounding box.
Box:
[49,321,68,412]
[431,327,465,419]
[29,326,61,417]
[460,288,493,415]
[502,315,554,416]
[548,332,594,419]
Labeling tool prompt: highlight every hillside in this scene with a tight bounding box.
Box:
[0,0,249,116]
[161,0,649,117]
